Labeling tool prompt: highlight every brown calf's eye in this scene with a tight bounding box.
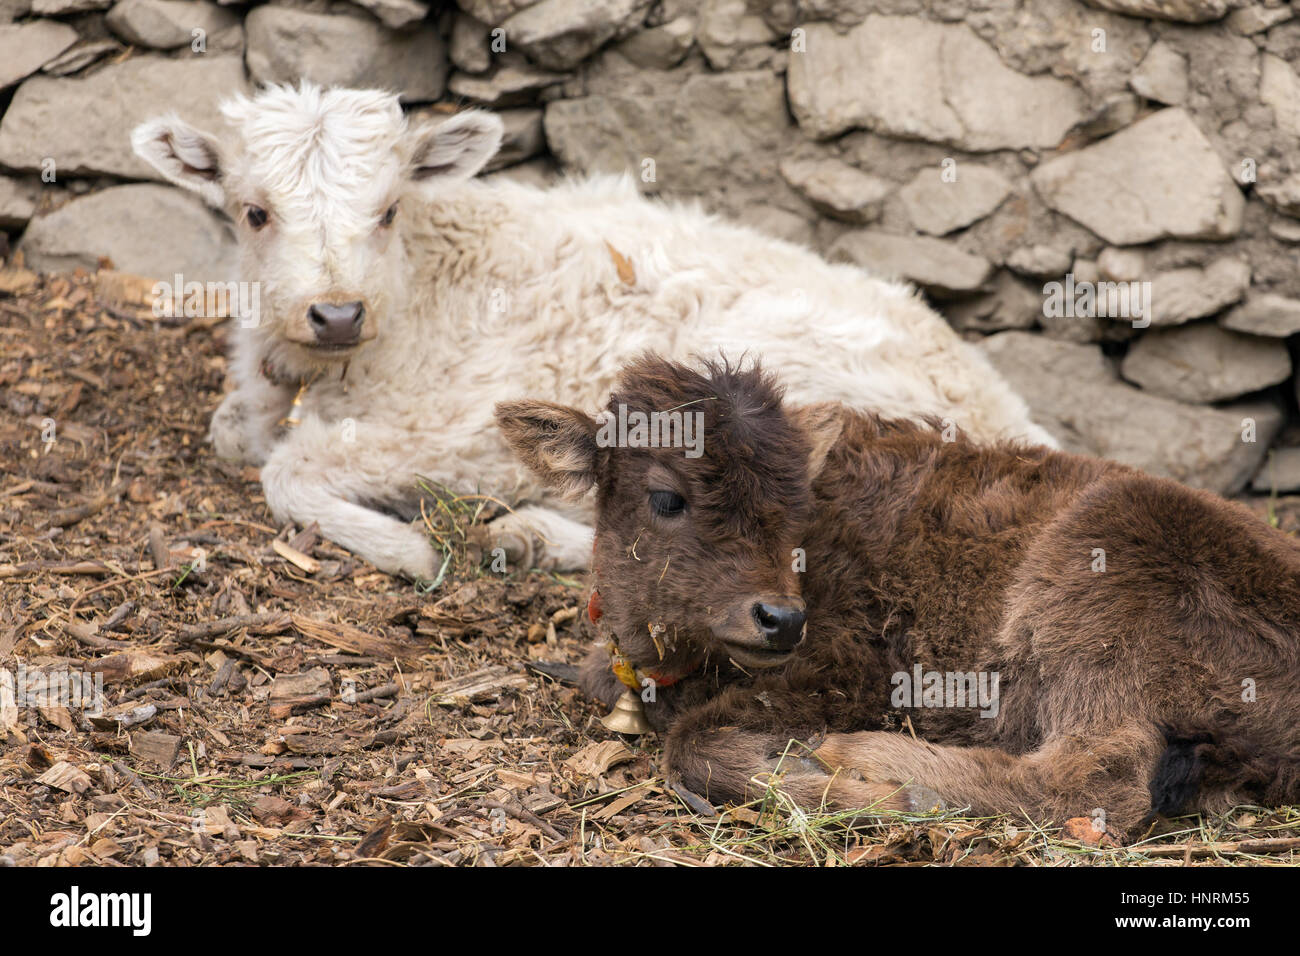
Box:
[650,490,686,517]
[380,203,398,227]
[245,205,269,230]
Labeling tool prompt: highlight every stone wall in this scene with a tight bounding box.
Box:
[3,0,1299,495]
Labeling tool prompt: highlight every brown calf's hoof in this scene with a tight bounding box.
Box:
[900,785,946,813]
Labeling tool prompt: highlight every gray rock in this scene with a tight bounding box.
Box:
[106,0,240,51]
[614,15,693,69]
[245,7,446,102]
[736,204,815,247]
[1260,54,1300,139]
[450,13,492,73]
[543,70,790,199]
[1038,310,1111,345]
[1129,41,1188,106]
[0,55,248,180]
[449,57,568,107]
[1148,257,1250,326]
[1269,218,1300,243]
[1257,173,1300,219]
[697,0,777,70]
[457,0,536,25]
[980,331,1281,494]
[1097,247,1147,282]
[945,270,1043,333]
[1006,243,1074,278]
[1076,93,1141,140]
[829,231,993,296]
[31,0,110,12]
[898,164,1011,236]
[778,156,891,224]
[1121,323,1291,403]
[500,0,651,71]
[1249,446,1300,494]
[1226,4,1293,34]
[788,16,1084,150]
[20,184,236,280]
[481,157,559,190]
[486,108,544,170]
[1030,109,1244,244]
[1037,258,1140,344]
[1082,0,1228,21]
[0,20,76,89]
[1221,293,1300,337]
[0,174,42,229]
[40,39,121,76]
[350,0,429,29]
[0,0,31,23]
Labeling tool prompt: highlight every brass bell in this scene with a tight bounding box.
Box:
[601,688,652,735]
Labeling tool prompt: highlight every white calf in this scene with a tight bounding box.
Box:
[133,83,1054,579]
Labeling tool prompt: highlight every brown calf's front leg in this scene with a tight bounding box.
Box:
[665,723,945,815]
[814,723,1165,833]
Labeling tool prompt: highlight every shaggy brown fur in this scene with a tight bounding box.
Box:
[496,356,1300,833]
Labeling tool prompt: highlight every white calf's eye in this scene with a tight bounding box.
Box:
[380,203,398,227]
[245,205,269,230]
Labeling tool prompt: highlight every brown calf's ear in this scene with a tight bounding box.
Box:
[495,400,599,500]
[789,402,844,480]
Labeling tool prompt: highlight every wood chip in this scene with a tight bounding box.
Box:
[38,705,75,732]
[88,650,178,685]
[47,481,126,529]
[36,761,93,794]
[94,270,158,314]
[268,667,332,717]
[272,538,320,574]
[428,665,528,707]
[605,242,636,286]
[87,703,157,731]
[1062,816,1121,847]
[269,668,332,701]
[0,265,40,297]
[130,731,182,768]
[177,612,292,642]
[291,615,423,661]
[593,789,646,821]
[148,522,172,570]
[0,669,18,732]
[563,740,635,778]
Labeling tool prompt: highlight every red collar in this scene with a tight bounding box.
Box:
[587,588,702,690]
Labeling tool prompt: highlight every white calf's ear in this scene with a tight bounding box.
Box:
[790,402,844,480]
[408,110,503,186]
[131,115,225,208]
[495,399,599,500]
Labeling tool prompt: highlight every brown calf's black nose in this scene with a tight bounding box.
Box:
[309,301,364,345]
[753,603,806,651]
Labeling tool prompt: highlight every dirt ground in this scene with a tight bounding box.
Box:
[2,266,1299,867]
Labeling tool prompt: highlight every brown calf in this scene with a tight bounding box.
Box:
[496,356,1300,834]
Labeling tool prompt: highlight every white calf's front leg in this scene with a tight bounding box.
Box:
[259,418,437,580]
[210,378,294,466]
[481,504,594,572]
